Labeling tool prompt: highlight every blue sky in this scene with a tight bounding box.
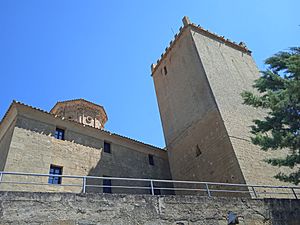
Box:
[0,1,299,148]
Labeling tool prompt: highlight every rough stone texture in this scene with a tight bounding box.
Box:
[50,99,108,129]
[0,192,300,225]
[1,17,297,200]
[152,22,295,189]
[191,26,294,186]
[0,103,171,194]
[0,120,15,171]
[152,27,247,185]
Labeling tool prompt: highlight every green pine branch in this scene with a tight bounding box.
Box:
[241,47,300,184]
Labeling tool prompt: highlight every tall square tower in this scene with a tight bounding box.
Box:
[152,17,290,186]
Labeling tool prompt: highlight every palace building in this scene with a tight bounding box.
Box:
[0,17,292,194]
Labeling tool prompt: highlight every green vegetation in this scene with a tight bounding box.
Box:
[241,47,300,184]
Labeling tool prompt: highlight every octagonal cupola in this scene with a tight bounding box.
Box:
[50,99,107,129]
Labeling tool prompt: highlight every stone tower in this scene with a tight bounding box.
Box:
[50,99,107,129]
[151,16,290,186]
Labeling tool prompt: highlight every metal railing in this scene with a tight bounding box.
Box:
[0,171,299,199]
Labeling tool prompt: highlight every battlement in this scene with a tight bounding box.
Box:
[151,16,251,75]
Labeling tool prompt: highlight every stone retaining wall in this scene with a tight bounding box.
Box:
[0,192,300,225]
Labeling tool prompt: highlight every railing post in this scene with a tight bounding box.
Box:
[0,172,2,185]
[205,183,211,197]
[150,180,154,195]
[291,188,298,199]
[82,177,87,193]
[251,186,258,198]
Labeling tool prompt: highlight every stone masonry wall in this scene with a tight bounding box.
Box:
[191,26,294,186]
[152,28,247,185]
[0,119,15,171]
[1,112,171,194]
[0,192,300,225]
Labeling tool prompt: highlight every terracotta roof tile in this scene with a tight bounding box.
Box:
[50,98,105,112]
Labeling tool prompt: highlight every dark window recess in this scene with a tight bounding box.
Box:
[148,154,154,166]
[154,188,161,195]
[48,165,63,184]
[195,144,202,157]
[104,141,111,153]
[55,128,65,140]
[163,66,167,75]
[103,178,112,193]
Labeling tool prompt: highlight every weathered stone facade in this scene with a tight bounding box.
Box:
[1,192,300,225]
[50,99,108,129]
[151,17,294,187]
[0,101,171,193]
[0,16,297,197]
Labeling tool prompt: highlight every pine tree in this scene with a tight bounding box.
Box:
[241,47,300,184]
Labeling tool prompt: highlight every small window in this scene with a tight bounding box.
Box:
[55,128,64,140]
[104,141,111,153]
[86,116,92,124]
[103,177,112,193]
[195,144,202,157]
[148,154,154,166]
[48,164,63,184]
[163,66,167,75]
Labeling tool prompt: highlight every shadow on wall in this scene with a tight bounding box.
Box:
[0,120,16,171]
[85,146,175,195]
[4,118,249,197]
[84,152,251,198]
[85,153,160,195]
[268,199,300,225]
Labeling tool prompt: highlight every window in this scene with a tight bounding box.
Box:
[86,116,92,124]
[55,128,64,140]
[163,66,167,75]
[48,164,63,184]
[104,141,111,153]
[195,144,202,157]
[103,177,112,193]
[148,154,154,166]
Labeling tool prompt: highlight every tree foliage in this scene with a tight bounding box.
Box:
[241,47,300,184]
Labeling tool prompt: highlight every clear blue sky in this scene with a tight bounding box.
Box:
[0,1,299,148]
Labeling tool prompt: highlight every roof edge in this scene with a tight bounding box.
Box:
[8,101,164,152]
[151,16,252,75]
[0,101,18,139]
[50,98,108,122]
[0,100,18,127]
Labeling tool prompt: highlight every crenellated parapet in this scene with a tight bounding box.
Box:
[151,16,251,75]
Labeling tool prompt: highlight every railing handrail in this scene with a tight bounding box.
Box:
[0,171,299,189]
[0,171,299,199]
